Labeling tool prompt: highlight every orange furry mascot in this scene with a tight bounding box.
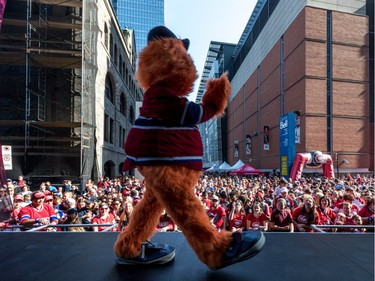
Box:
[114,26,264,270]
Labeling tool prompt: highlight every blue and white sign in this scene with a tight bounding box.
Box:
[279,113,296,179]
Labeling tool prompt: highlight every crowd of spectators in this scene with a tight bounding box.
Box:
[0,173,374,233]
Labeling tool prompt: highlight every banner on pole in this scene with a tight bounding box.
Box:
[2,145,12,170]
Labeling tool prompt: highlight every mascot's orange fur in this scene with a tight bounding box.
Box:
[114,26,264,270]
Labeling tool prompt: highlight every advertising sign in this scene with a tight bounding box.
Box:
[279,113,296,179]
[245,135,251,155]
[2,145,12,170]
[264,126,270,150]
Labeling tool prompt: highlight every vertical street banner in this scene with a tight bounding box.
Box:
[263,126,270,150]
[234,141,239,158]
[245,135,251,155]
[294,110,301,144]
[0,144,10,185]
[279,113,296,179]
[1,145,12,170]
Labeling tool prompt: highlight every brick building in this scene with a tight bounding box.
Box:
[225,0,373,175]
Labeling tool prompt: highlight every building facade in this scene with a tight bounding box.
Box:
[0,0,142,184]
[226,0,373,175]
[197,42,236,169]
[110,0,164,52]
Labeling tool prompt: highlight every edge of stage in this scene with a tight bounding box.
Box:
[0,232,374,281]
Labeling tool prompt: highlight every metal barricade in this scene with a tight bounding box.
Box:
[311,224,375,233]
[0,223,118,232]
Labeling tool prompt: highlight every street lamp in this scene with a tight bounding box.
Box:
[335,153,349,178]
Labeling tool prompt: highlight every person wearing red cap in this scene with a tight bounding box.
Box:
[18,190,58,231]
[0,194,25,230]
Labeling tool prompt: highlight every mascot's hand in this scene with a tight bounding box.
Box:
[202,72,231,116]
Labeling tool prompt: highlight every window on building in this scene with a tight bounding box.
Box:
[119,55,123,75]
[129,105,135,124]
[122,128,126,149]
[110,34,113,57]
[114,44,118,66]
[104,23,109,49]
[105,74,114,103]
[119,125,122,147]
[104,114,109,142]
[110,118,114,144]
[120,93,126,115]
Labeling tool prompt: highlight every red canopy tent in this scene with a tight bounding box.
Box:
[229,164,265,176]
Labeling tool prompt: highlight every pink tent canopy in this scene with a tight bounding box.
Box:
[229,164,265,176]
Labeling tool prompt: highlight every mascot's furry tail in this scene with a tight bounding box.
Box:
[202,72,231,116]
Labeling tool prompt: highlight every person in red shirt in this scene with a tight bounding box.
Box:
[156,210,177,232]
[331,190,344,208]
[358,197,374,227]
[246,202,268,231]
[333,194,360,214]
[0,194,24,230]
[335,201,357,227]
[254,191,271,218]
[228,200,246,232]
[292,195,320,232]
[317,196,337,228]
[18,190,58,231]
[92,203,116,231]
[200,191,212,211]
[208,195,226,231]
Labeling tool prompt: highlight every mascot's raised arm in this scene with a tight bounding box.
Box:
[114,25,265,270]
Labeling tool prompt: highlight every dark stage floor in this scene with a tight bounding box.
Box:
[0,232,373,281]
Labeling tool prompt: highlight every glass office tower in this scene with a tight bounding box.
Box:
[111,0,164,52]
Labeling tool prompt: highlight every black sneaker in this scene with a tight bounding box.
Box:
[210,230,265,270]
[116,241,176,265]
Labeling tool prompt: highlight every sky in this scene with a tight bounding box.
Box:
[164,0,257,101]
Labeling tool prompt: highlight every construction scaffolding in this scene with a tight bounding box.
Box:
[0,0,97,185]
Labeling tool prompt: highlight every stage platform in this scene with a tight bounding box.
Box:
[0,232,373,281]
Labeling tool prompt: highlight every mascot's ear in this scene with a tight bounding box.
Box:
[147,25,190,50]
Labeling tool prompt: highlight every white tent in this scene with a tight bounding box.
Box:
[205,163,219,172]
[218,161,233,172]
[231,160,245,170]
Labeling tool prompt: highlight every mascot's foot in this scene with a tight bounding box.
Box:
[210,230,265,271]
[116,241,175,265]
